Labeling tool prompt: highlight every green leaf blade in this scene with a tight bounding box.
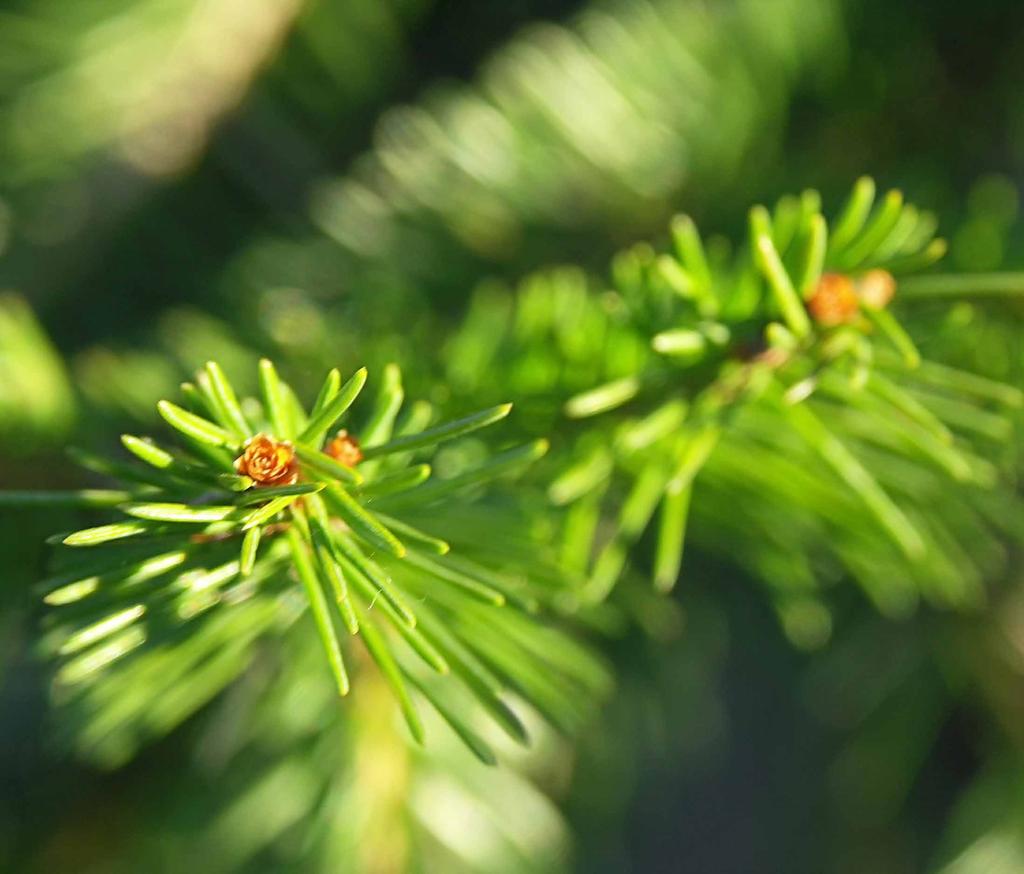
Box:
[360,403,512,460]
[204,361,252,441]
[323,484,406,558]
[297,366,368,447]
[258,359,289,439]
[357,612,424,744]
[287,528,350,696]
[157,401,237,450]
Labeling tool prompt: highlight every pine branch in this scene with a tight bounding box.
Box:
[446,178,1020,635]
[2,360,611,766]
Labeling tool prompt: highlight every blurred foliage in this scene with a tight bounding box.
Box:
[0,292,74,448]
[308,0,843,287]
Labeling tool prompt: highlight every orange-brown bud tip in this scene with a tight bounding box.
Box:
[855,269,896,310]
[235,434,299,486]
[808,273,860,327]
[325,430,363,468]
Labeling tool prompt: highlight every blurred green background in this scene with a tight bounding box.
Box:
[3,0,1024,872]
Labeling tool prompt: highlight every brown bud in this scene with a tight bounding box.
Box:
[325,430,363,468]
[808,273,860,327]
[235,434,298,486]
[854,269,896,310]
